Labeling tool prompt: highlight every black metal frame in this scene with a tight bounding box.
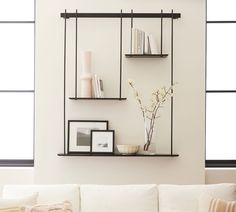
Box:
[61,10,181,157]
[0,1,35,167]
[205,1,236,167]
[67,120,109,154]
[90,130,115,154]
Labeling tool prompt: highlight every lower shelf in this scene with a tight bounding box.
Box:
[57,153,179,157]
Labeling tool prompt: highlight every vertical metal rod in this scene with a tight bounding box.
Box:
[119,10,123,99]
[160,9,163,55]
[63,9,67,154]
[170,9,174,155]
[75,10,78,98]
[130,9,133,54]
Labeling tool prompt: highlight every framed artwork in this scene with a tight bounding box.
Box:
[67,120,108,153]
[91,130,115,154]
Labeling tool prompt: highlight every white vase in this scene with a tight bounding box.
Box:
[80,51,92,98]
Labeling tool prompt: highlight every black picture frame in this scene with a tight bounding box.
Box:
[91,130,115,154]
[67,120,108,154]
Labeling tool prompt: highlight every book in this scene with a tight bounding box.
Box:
[131,28,137,54]
[148,34,158,54]
[93,74,100,98]
[144,34,151,54]
[99,79,104,98]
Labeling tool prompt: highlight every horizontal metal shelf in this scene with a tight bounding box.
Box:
[69,97,127,100]
[61,12,181,19]
[125,54,168,58]
[58,153,179,157]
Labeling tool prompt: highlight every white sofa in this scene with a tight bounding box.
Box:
[0,184,235,212]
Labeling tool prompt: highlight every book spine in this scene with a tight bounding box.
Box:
[92,75,97,98]
[144,34,151,54]
[137,29,142,54]
[149,34,158,54]
[131,28,136,54]
[94,74,100,98]
[99,79,104,98]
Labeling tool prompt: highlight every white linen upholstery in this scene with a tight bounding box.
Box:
[158,183,236,212]
[0,193,38,207]
[80,184,158,212]
[2,185,79,212]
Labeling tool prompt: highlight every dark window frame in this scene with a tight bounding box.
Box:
[205,0,236,168]
[0,1,35,167]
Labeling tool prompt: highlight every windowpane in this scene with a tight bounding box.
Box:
[207,0,236,21]
[0,0,34,21]
[206,93,236,160]
[207,24,236,90]
[0,93,34,160]
[0,24,34,90]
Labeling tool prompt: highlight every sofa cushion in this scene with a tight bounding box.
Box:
[158,184,236,212]
[2,185,79,212]
[80,184,158,212]
[0,193,38,207]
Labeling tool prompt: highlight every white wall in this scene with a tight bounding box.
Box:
[34,0,206,184]
[0,168,33,185]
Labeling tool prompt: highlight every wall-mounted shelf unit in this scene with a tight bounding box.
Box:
[60,10,181,157]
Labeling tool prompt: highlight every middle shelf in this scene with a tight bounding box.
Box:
[69,97,127,100]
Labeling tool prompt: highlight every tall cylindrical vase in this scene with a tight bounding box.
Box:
[143,119,156,154]
[80,51,92,98]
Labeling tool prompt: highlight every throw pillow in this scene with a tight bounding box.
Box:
[0,207,24,212]
[0,193,38,208]
[199,194,236,212]
[24,201,72,212]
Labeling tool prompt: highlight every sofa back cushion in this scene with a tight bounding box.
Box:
[158,184,236,212]
[80,184,158,212]
[2,185,80,212]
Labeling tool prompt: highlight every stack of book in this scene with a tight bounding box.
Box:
[131,28,158,55]
[92,74,104,98]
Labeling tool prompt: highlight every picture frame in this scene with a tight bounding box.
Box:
[68,120,108,153]
[91,130,115,154]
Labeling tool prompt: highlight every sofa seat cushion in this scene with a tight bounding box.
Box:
[159,184,236,212]
[2,185,79,212]
[80,184,158,212]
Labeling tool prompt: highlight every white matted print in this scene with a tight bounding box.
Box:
[68,120,108,153]
[91,130,114,153]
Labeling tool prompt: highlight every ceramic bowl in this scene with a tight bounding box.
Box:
[117,145,140,155]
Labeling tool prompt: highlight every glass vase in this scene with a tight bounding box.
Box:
[143,119,156,154]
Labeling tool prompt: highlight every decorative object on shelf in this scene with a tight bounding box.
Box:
[80,51,93,98]
[68,120,108,153]
[92,74,104,98]
[117,144,140,155]
[91,130,114,154]
[128,80,173,153]
[131,28,157,55]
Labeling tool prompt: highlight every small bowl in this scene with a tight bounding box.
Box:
[117,145,140,155]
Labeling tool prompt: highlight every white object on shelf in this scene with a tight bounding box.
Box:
[117,144,140,155]
[149,34,158,54]
[80,51,92,98]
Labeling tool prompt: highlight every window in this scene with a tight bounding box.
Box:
[0,0,34,167]
[206,0,236,167]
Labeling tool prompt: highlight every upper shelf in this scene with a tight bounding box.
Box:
[60,12,181,19]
